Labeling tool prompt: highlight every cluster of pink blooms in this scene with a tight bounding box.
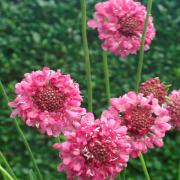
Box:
[8,0,179,179]
[88,0,156,58]
[9,66,179,179]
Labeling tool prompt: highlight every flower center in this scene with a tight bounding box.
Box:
[141,87,164,103]
[33,85,65,112]
[82,140,110,164]
[121,106,154,136]
[139,78,167,104]
[118,17,140,37]
[91,141,109,163]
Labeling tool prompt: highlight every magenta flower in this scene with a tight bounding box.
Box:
[54,113,130,180]
[139,77,167,104]
[88,0,155,58]
[102,91,171,158]
[167,90,180,130]
[9,67,85,137]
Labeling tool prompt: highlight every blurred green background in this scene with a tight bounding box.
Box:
[0,0,180,179]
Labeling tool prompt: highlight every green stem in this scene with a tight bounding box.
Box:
[178,159,180,180]
[122,168,126,180]
[102,51,111,104]
[116,173,122,180]
[55,136,61,143]
[0,165,14,180]
[29,170,38,180]
[134,0,153,179]
[81,0,93,112]
[0,152,17,180]
[0,81,43,180]
[139,154,150,180]
[135,0,153,92]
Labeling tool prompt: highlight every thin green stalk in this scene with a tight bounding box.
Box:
[116,173,122,180]
[2,171,8,180]
[0,165,14,180]
[122,168,126,180]
[134,0,153,179]
[81,0,93,112]
[0,152,17,180]
[29,170,38,180]
[29,172,36,180]
[102,51,111,104]
[139,154,150,180]
[178,159,180,180]
[135,0,153,92]
[55,136,61,143]
[0,81,43,180]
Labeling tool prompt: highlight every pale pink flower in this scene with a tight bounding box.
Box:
[139,77,167,104]
[88,0,155,58]
[54,113,130,180]
[167,90,180,129]
[102,91,171,158]
[9,67,85,137]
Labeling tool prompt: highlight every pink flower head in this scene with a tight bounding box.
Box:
[88,0,155,58]
[139,77,167,104]
[9,67,85,136]
[167,90,180,129]
[103,91,171,158]
[54,113,130,180]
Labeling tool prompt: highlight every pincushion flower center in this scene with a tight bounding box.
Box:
[91,141,109,162]
[139,78,167,104]
[141,87,158,97]
[141,86,164,103]
[118,17,140,37]
[83,140,110,164]
[122,106,154,136]
[34,85,65,112]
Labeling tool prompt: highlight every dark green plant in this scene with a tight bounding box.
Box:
[0,0,179,179]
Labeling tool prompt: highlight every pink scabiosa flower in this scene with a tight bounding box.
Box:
[167,90,180,129]
[88,0,155,58]
[103,91,171,158]
[9,67,85,136]
[139,77,167,104]
[53,113,130,180]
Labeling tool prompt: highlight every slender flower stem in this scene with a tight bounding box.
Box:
[29,170,38,180]
[178,159,180,180]
[55,134,66,143]
[116,173,122,180]
[122,168,126,180]
[0,152,17,180]
[56,137,61,143]
[0,165,14,180]
[81,0,93,112]
[29,172,36,180]
[135,0,153,92]
[134,0,153,179]
[102,51,111,104]
[139,154,150,180]
[0,81,43,180]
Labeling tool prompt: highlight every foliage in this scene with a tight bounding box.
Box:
[0,0,179,179]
